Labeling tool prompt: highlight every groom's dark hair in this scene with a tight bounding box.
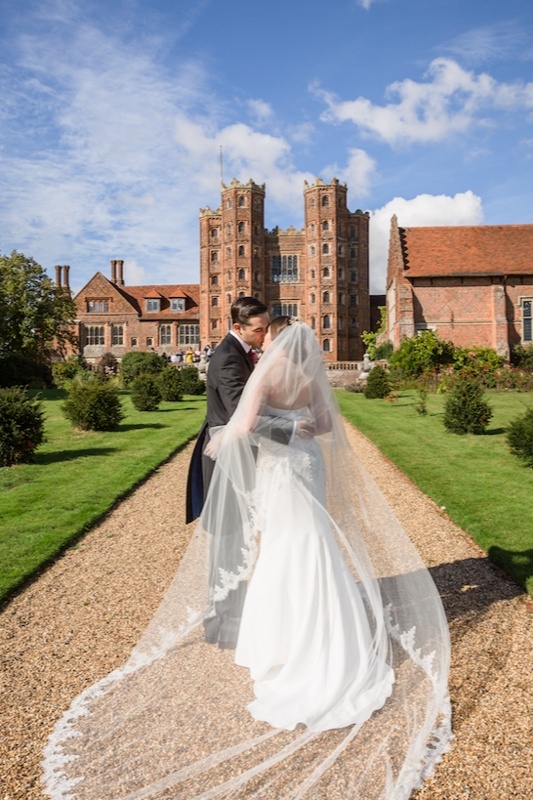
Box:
[231,296,268,326]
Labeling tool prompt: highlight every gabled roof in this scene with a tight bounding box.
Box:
[115,283,200,318]
[400,224,533,278]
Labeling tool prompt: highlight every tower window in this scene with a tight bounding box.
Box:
[238,245,245,257]
[238,269,245,280]
[238,196,245,207]
[322,243,329,255]
[323,291,330,303]
[238,221,245,233]
[271,255,298,283]
[322,195,329,207]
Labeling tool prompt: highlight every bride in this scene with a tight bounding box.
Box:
[42,319,451,800]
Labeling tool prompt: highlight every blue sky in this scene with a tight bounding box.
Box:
[1,0,532,295]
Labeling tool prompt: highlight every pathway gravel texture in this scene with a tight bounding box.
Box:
[0,425,531,800]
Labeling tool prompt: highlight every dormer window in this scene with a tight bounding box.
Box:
[146,299,160,312]
[171,298,186,312]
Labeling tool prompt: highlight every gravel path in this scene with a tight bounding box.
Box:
[1,424,532,800]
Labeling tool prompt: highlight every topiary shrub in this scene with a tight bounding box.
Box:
[52,355,89,388]
[506,407,533,467]
[130,373,162,411]
[364,365,391,399]
[443,375,493,435]
[0,387,45,466]
[120,351,166,386]
[157,365,183,402]
[178,365,206,396]
[62,375,125,430]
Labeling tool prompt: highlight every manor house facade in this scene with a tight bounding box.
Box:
[69,178,370,364]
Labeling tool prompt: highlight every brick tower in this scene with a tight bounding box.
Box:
[200,177,369,361]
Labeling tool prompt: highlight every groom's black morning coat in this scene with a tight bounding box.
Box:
[186,333,253,523]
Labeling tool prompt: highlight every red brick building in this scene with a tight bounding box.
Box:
[66,261,200,364]
[386,215,533,359]
[69,177,370,364]
[200,177,369,361]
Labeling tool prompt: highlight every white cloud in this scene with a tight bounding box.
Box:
[368,191,484,293]
[439,21,530,65]
[246,99,274,127]
[322,148,377,198]
[317,58,533,146]
[356,0,384,9]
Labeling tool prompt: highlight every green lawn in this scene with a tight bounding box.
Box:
[0,390,206,604]
[2,387,532,606]
[337,389,533,595]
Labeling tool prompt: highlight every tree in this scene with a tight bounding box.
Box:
[0,250,77,359]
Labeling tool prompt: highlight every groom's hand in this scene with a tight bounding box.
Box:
[295,418,315,438]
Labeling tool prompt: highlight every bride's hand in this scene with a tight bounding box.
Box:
[295,418,315,439]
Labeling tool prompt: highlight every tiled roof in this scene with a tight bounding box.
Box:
[400,224,533,278]
[115,283,200,317]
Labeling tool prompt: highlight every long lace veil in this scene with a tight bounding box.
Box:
[42,322,452,800]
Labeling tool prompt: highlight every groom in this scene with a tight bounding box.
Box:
[186,296,311,523]
[186,297,312,648]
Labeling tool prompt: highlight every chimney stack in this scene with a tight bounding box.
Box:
[55,265,62,287]
[117,259,125,286]
[63,265,70,289]
[110,259,117,283]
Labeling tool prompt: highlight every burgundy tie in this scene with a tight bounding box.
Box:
[246,349,255,369]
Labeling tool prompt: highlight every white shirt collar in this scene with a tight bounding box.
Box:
[229,329,251,353]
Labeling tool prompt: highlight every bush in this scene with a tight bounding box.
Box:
[389,330,455,378]
[62,375,125,431]
[506,407,533,467]
[511,344,533,371]
[443,375,493,435]
[0,387,45,466]
[130,373,162,411]
[364,365,391,399]
[178,365,206,396]
[0,353,53,389]
[120,351,166,386]
[52,355,89,388]
[97,352,119,378]
[374,341,393,361]
[157,365,183,402]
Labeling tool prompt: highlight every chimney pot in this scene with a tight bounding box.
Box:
[111,259,117,283]
[55,265,62,286]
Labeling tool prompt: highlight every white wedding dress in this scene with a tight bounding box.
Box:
[235,406,395,732]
